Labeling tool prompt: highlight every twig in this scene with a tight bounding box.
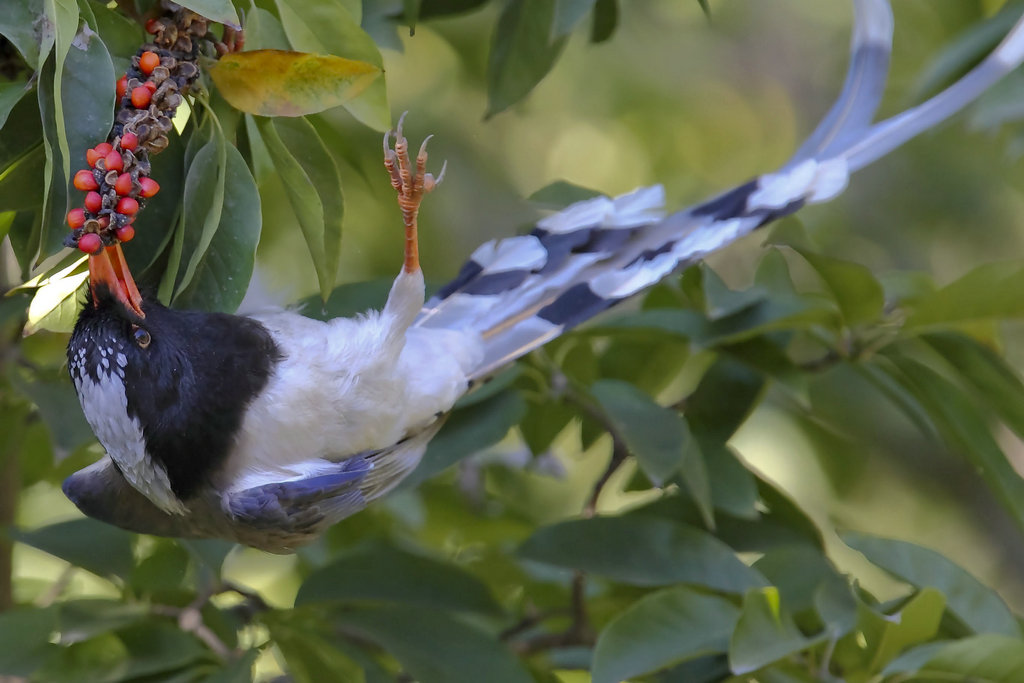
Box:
[152,602,235,661]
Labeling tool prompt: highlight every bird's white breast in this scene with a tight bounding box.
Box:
[70,345,185,514]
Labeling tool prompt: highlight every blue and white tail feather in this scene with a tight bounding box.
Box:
[419,0,1024,382]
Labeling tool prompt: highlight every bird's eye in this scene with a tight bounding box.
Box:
[132,325,151,349]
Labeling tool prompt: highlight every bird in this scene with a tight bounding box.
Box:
[64,0,1024,553]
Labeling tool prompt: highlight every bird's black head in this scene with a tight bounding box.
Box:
[69,285,282,501]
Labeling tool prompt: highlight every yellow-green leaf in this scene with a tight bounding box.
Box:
[210,50,381,117]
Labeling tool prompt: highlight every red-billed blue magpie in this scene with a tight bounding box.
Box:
[64,0,1024,552]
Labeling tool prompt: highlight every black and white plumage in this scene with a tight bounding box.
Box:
[64,0,1024,553]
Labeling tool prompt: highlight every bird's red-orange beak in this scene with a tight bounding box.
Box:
[89,244,145,318]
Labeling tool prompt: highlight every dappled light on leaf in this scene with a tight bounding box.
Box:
[210,50,381,117]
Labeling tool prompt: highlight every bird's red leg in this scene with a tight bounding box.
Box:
[384,112,446,274]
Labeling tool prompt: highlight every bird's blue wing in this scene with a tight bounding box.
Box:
[224,457,373,534]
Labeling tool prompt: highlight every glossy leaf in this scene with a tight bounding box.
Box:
[265,611,367,683]
[57,600,148,644]
[553,0,597,38]
[0,607,58,676]
[276,0,390,130]
[0,146,46,212]
[255,116,343,300]
[843,532,1021,637]
[296,543,500,614]
[518,515,767,592]
[114,622,208,679]
[174,142,262,312]
[592,586,739,683]
[0,0,50,69]
[335,605,533,683]
[793,247,885,326]
[23,258,87,334]
[881,352,1024,534]
[883,634,1024,679]
[0,80,31,129]
[590,0,618,43]
[16,518,135,579]
[730,587,820,675]
[904,261,1024,328]
[175,0,240,27]
[487,0,568,117]
[211,50,380,117]
[173,131,227,298]
[590,379,689,485]
[924,332,1024,440]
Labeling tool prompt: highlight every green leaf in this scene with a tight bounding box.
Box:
[211,50,380,117]
[880,352,1024,534]
[0,0,50,69]
[174,141,262,312]
[276,0,390,130]
[753,546,847,617]
[590,0,618,43]
[0,145,46,212]
[10,368,94,453]
[862,588,946,673]
[115,621,208,679]
[296,543,500,614]
[730,587,820,675]
[792,248,885,326]
[518,515,767,592]
[16,518,135,579]
[904,261,1024,328]
[334,606,534,683]
[0,607,58,676]
[400,389,526,489]
[202,650,259,683]
[527,179,602,209]
[923,332,1024,440]
[265,611,367,683]
[590,379,690,485]
[175,0,240,27]
[174,131,227,298]
[883,634,1024,679]
[256,116,343,301]
[592,586,740,683]
[486,0,568,117]
[0,80,32,130]
[57,600,148,644]
[843,532,1021,637]
[552,0,596,38]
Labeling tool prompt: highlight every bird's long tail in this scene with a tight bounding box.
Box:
[415,0,1024,381]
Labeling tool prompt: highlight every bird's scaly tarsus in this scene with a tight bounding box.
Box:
[383,112,446,274]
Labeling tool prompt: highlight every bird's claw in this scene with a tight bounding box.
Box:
[383,112,445,273]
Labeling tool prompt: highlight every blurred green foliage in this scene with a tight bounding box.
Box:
[4,0,1024,681]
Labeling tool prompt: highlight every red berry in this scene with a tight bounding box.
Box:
[95,142,113,157]
[115,225,135,242]
[120,132,138,151]
[145,18,160,34]
[139,51,160,75]
[105,150,123,173]
[73,169,98,191]
[84,191,102,213]
[116,197,139,216]
[97,215,110,228]
[143,80,157,93]
[67,208,86,229]
[131,86,151,108]
[86,147,102,167]
[116,74,128,100]
[138,176,160,198]
[114,173,133,196]
[78,233,102,254]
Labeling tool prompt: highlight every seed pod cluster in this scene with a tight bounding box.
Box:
[65,2,215,253]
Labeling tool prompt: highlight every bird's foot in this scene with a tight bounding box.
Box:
[383,112,446,274]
